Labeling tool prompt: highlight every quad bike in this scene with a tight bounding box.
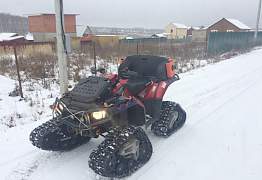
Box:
[29,55,186,178]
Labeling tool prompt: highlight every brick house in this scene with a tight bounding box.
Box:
[207,18,251,33]
[28,13,77,42]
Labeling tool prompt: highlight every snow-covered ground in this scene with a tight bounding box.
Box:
[0,77,59,132]
[1,48,262,180]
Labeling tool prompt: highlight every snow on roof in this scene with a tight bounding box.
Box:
[152,33,167,38]
[124,36,134,40]
[171,23,188,29]
[193,27,201,30]
[27,13,79,16]
[225,18,251,30]
[0,33,18,41]
[95,35,119,37]
[3,36,24,41]
[187,26,202,30]
[25,33,34,41]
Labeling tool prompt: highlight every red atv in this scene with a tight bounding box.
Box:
[30,55,186,178]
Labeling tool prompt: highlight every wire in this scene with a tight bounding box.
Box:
[59,0,67,54]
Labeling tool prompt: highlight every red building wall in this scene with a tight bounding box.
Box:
[28,14,76,33]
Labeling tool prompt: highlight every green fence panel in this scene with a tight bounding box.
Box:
[207,32,262,55]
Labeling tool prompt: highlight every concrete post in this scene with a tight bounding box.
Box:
[55,0,68,95]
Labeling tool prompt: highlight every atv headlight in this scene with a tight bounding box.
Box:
[92,110,107,120]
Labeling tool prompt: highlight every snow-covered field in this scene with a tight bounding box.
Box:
[1,48,262,180]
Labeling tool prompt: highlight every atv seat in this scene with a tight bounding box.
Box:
[119,55,173,95]
[124,79,151,95]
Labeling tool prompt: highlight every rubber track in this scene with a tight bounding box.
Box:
[29,118,90,151]
[151,101,186,137]
[89,126,152,178]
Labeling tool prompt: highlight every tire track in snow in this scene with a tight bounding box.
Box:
[5,152,62,180]
[0,150,37,167]
[131,64,262,180]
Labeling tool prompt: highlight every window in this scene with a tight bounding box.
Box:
[227,30,234,32]
[170,29,173,33]
[211,29,218,32]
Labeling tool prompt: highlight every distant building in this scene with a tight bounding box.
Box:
[192,28,207,42]
[207,18,251,33]
[81,26,126,48]
[28,13,78,42]
[85,26,163,37]
[93,35,120,49]
[83,26,94,36]
[187,27,201,36]
[165,23,188,39]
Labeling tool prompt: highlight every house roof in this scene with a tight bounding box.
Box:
[171,23,188,29]
[191,27,200,30]
[83,26,94,36]
[225,18,251,30]
[25,33,34,41]
[151,33,168,38]
[95,35,119,37]
[27,13,79,17]
[0,33,25,42]
[0,33,18,41]
[123,36,134,40]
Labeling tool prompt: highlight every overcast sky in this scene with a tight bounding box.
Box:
[0,0,261,29]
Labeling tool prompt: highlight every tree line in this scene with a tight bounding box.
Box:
[0,13,28,35]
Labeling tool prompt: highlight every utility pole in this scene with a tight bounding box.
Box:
[255,0,262,39]
[55,0,68,95]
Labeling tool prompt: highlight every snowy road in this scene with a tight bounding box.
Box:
[1,49,262,180]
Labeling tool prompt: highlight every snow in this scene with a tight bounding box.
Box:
[152,33,167,38]
[124,36,135,40]
[0,33,18,41]
[192,26,200,30]
[25,33,34,41]
[95,35,119,37]
[0,77,59,132]
[171,23,188,29]
[1,49,262,179]
[0,33,26,42]
[225,18,251,30]
[188,26,201,30]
